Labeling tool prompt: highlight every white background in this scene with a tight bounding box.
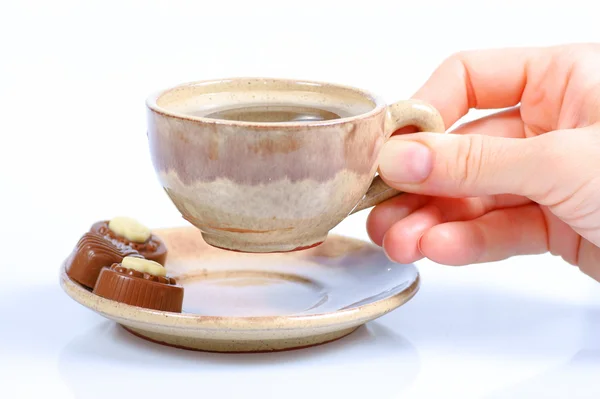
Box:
[2,0,600,398]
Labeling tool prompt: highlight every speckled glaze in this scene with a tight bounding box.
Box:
[146,78,445,252]
[60,226,420,353]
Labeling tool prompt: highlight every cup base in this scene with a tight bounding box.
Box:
[201,233,326,254]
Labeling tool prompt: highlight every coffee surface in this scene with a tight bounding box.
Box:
[195,104,349,122]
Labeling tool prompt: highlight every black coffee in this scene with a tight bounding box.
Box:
[199,104,347,123]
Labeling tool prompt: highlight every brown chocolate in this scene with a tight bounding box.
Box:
[93,263,183,313]
[65,232,141,289]
[90,220,168,265]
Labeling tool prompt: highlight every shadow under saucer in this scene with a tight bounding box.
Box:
[58,320,420,399]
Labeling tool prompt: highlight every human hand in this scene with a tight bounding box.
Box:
[367,43,600,280]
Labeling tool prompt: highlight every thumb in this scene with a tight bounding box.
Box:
[377,128,599,200]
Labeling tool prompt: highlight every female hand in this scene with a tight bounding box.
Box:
[367,43,600,281]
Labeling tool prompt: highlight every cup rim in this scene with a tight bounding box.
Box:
[145,77,387,128]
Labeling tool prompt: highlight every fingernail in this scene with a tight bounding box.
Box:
[379,140,432,183]
[382,232,394,262]
[382,242,396,263]
[417,232,425,255]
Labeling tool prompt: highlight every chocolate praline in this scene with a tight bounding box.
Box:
[93,263,183,312]
[90,220,168,265]
[65,232,141,289]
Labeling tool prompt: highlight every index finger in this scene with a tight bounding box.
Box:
[412,47,539,129]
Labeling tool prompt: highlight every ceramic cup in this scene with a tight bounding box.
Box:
[146,78,445,253]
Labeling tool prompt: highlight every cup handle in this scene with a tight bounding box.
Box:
[350,99,445,215]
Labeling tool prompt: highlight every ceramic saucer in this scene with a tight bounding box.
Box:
[60,226,419,353]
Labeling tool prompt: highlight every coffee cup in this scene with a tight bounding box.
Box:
[146,78,445,253]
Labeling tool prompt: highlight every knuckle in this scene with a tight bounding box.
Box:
[442,51,477,109]
[452,135,486,191]
[445,50,469,64]
[440,52,469,75]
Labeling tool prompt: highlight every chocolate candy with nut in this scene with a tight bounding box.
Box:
[90,217,168,265]
[65,232,142,289]
[93,256,183,312]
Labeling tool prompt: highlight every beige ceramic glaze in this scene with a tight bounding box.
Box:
[146,78,445,253]
[60,226,420,353]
